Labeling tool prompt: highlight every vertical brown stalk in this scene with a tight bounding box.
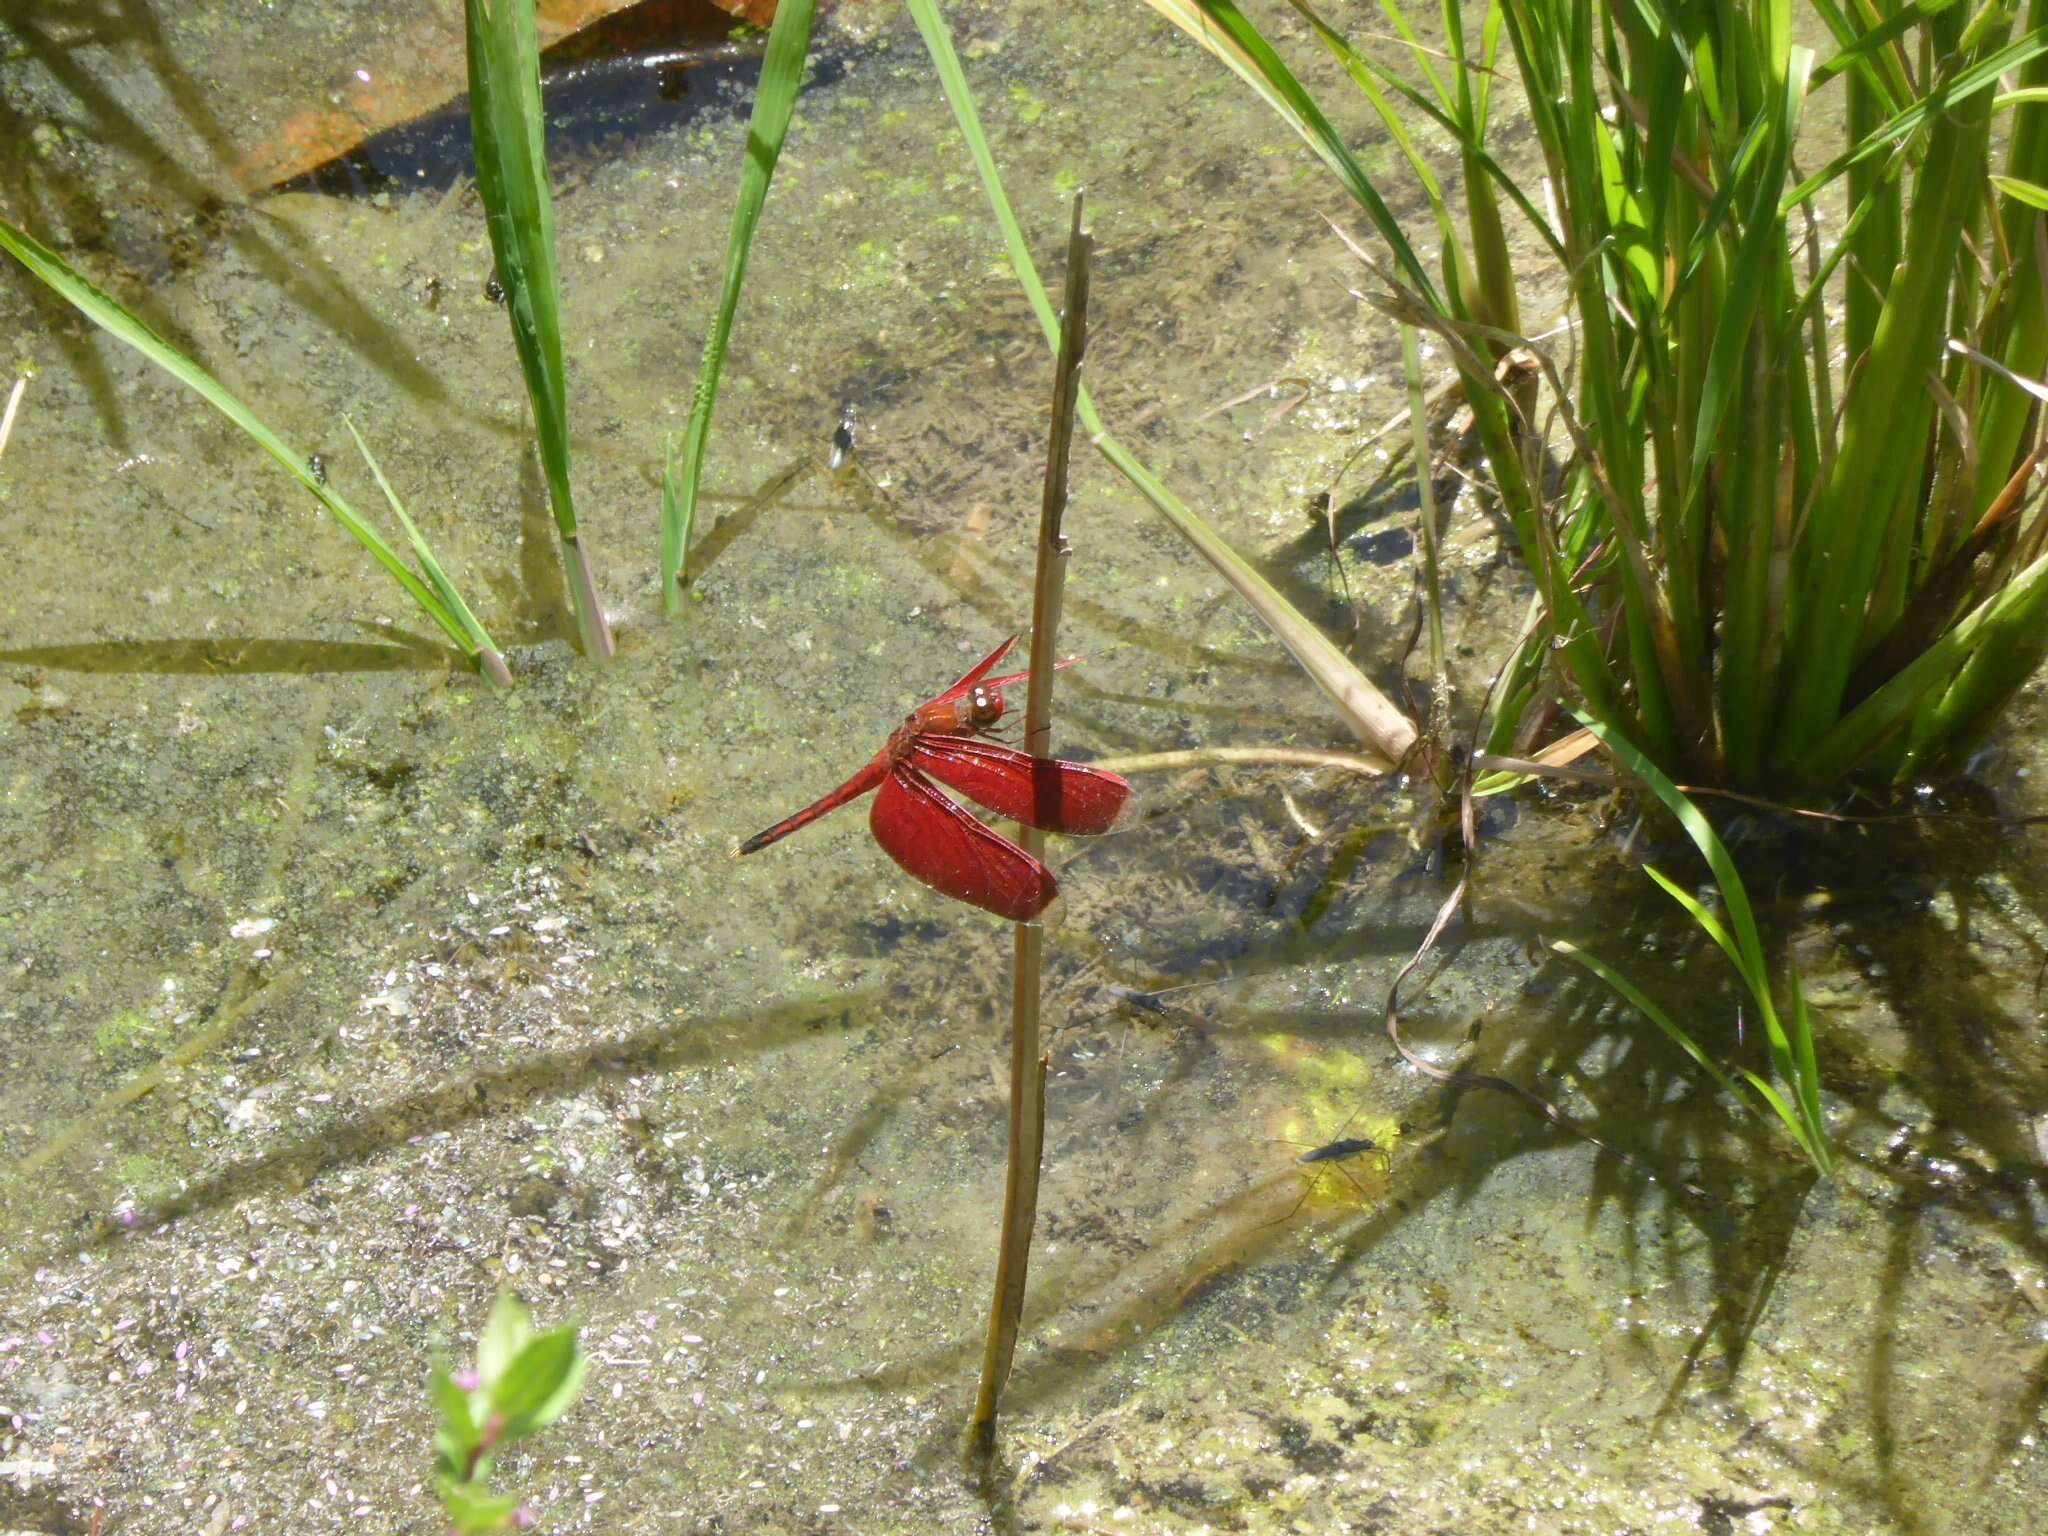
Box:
[969,195,1091,1453]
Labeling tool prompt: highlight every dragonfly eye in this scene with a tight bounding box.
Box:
[967,685,1004,729]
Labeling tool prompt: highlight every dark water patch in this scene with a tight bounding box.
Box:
[278,0,848,197]
[1350,523,1413,567]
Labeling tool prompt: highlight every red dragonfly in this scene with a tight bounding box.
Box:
[734,637,1132,922]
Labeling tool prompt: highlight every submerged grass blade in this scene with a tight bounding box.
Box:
[1572,710,1831,1170]
[343,418,512,686]
[0,216,501,680]
[906,0,1417,765]
[668,0,816,619]
[465,0,613,659]
[1152,0,1436,301]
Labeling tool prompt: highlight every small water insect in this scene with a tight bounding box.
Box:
[828,402,857,471]
[1267,1114,1391,1226]
[733,636,1132,923]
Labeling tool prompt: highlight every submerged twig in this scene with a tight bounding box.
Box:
[970,194,1091,1452]
[1089,745,1391,777]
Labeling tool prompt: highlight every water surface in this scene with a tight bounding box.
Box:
[2,2,2046,1532]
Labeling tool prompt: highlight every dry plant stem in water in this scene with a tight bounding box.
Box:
[970,196,1092,1452]
[0,377,24,460]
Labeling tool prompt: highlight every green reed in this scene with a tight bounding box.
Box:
[465,0,614,660]
[665,0,817,616]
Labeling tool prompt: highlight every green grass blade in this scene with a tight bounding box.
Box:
[1781,30,2048,210]
[342,418,511,686]
[0,216,499,674]
[1400,322,1447,699]
[1868,539,2048,778]
[1992,173,2048,211]
[1785,951,1828,1167]
[1641,864,1748,986]
[1283,0,1567,274]
[1804,0,1913,108]
[465,0,612,660]
[1683,50,1809,511]
[1145,0,1438,303]
[1286,0,1451,226]
[1556,928,1824,1166]
[908,0,1418,764]
[1570,718,1763,976]
[1792,484,2048,782]
[667,0,815,620]
[1574,708,1830,1168]
[1735,1066,1811,1150]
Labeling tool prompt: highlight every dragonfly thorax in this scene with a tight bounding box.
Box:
[911,684,1007,738]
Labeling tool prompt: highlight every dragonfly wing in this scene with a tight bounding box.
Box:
[907,737,1132,835]
[870,763,1059,922]
[976,654,1080,694]
[930,635,1018,706]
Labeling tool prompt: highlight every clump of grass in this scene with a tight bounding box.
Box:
[0,217,510,684]
[465,0,614,660]
[1135,0,2048,1177]
[1164,0,2048,792]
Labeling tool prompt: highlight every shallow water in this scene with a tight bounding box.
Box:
[3,2,2048,1532]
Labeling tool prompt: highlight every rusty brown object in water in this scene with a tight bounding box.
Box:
[234,0,791,194]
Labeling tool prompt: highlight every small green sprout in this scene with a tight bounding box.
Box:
[431,1290,587,1533]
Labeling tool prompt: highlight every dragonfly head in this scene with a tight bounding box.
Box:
[964,682,1006,732]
